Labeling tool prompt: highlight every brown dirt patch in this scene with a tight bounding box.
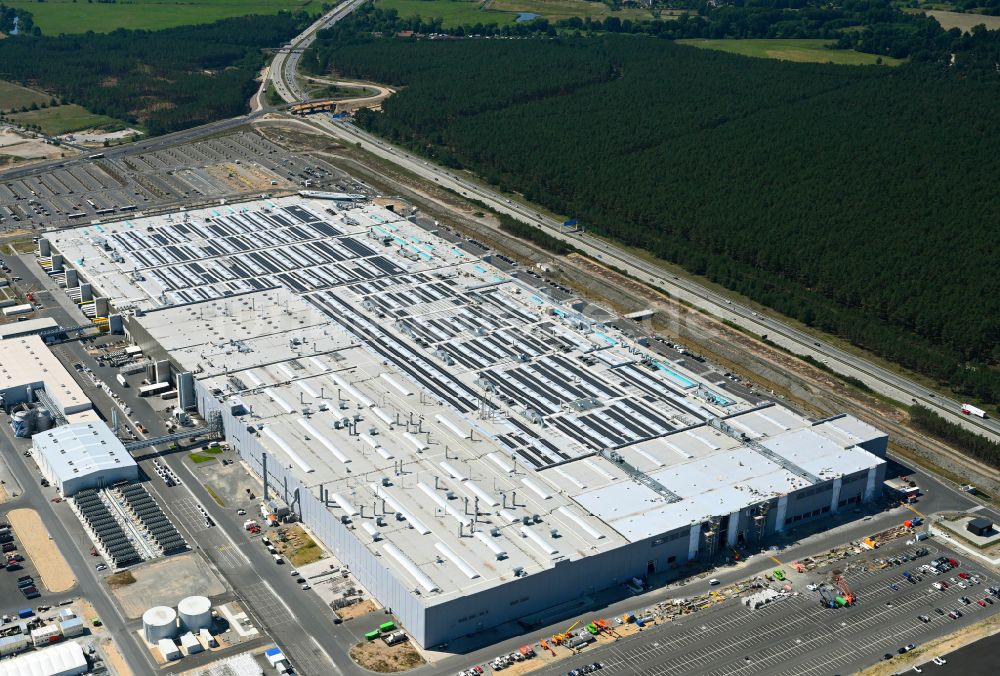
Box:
[0,484,8,503]
[349,639,426,673]
[336,599,377,621]
[8,508,75,592]
[273,524,326,567]
[106,570,137,588]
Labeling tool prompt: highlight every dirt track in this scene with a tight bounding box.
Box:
[8,508,76,592]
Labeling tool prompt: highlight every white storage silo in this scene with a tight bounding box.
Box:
[177,595,212,632]
[35,408,53,432]
[143,606,178,642]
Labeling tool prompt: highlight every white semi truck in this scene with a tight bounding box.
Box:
[961,403,987,419]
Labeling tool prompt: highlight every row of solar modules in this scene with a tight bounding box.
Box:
[72,489,142,568]
[108,206,330,259]
[310,292,487,415]
[361,277,465,319]
[116,484,186,554]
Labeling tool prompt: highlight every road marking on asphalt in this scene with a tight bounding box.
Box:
[770,555,782,565]
[901,502,926,519]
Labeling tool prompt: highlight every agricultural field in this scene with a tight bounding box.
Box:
[917,9,1000,31]
[0,0,319,35]
[487,0,658,22]
[677,39,905,66]
[8,104,126,135]
[0,80,52,112]
[376,0,656,27]
[377,0,518,26]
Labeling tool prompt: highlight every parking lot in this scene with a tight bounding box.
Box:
[0,130,367,230]
[524,539,1000,676]
[0,511,44,619]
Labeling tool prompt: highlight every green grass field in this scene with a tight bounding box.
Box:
[376,0,657,27]
[0,80,53,113]
[2,0,319,35]
[377,0,517,26]
[677,39,905,66]
[8,104,125,135]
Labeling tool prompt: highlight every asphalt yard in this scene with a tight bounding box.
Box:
[533,540,998,676]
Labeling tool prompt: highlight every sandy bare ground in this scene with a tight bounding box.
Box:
[338,598,378,621]
[0,129,64,160]
[0,485,8,503]
[349,639,426,673]
[111,552,225,619]
[8,508,76,592]
[103,637,134,676]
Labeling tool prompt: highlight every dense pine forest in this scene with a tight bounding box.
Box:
[307,21,1000,409]
[0,10,309,134]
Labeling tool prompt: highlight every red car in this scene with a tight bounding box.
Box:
[977,599,987,607]
[948,558,959,567]
[958,572,970,580]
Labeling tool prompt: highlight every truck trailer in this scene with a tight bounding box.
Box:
[961,404,987,419]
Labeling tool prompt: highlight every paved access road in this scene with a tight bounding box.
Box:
[308,116,999,446]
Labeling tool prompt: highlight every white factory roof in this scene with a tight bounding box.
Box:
[33,420,137,480]
[0,335,93,416]
[569,409,885,542]
[0,640,87,676]
[45,196,887,601]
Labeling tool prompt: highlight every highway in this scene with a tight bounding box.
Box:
[309,115,1000,445]
[268,0,368,104]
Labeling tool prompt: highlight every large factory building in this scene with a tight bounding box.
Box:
[39,196,888,646]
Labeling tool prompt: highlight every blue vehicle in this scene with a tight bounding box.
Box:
[889,583,900,591]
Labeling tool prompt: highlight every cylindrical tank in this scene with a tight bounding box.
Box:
[35,408,52,432]
[143,606,177,642]
[11,411,30,438]
[177,596,212,632]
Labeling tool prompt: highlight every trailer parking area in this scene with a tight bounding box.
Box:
[529,539,999,676]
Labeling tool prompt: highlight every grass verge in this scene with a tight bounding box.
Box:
[205,484,226,507]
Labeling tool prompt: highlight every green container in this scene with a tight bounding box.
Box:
[834,597,847,607]
[364,630,380,641]
[379,621,397,633]
[586,624,599,635]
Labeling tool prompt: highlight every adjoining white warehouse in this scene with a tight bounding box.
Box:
[0,335,99,430]
[0,641,88,676]
[33,421,139,496]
